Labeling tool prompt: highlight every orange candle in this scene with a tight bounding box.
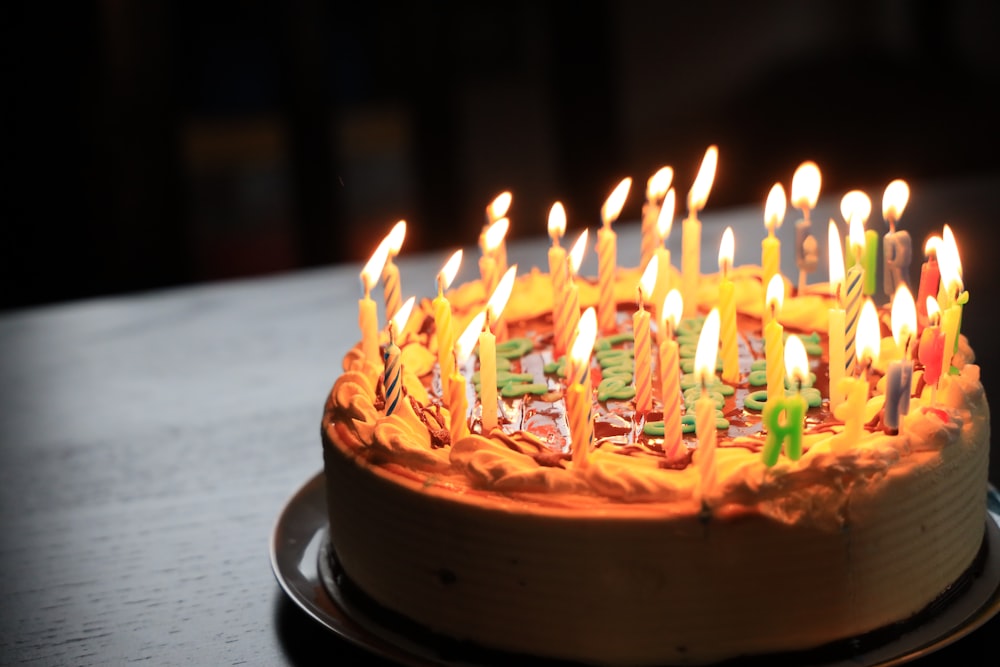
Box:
[560,230,589,361]
[380,220,407,321]
[681,146,718,319]
[659,289,684,459]
[359,239,391,365]
[433,249,463,395]
[566,308,598,467]
[450,310,486,445]
[597,178,631,334]
[693,308,721,502]
[641,166,673,271]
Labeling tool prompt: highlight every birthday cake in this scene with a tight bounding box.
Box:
[320,181,989,666]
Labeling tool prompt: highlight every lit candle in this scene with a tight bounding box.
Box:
[485,191,512,279]
[764,274,785,403]
[383,296,416,415]
[359,240,392,365]
[433,249,463,396]
[882,179,912,298]
[918,297,945,401]
[479,266,517,433]
[566,308,598,467]
[841,190,877,296]
[659,289,684,459]
[718,227,740,383]
[379,220,407,321]
[761,182,786,308]
[651,188,676,329]
[844,214,866,377]
[682,145,718,318]
[762,334,808,466]
[916,236,941,327]
[884,285,916,434]
[791,161,821,293]
[597,177,632,334]
[641,166,673,271]
[938,226,966,379]
[548,202,569,356]
[559,230,589,361]
[693,308,721,502]
[827,221,847,411]
[479,216,509,302]
[836,299,879,447]
[633,255,659,413]
[450,311,486,444]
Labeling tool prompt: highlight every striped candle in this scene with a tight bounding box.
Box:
[382,297,415,416]
[597,178,630,334]
[633,256,658,413]
[693,308,721,502]
[567,308,598,467]
[641,166,673,271]
[827,220,847,410]
[844,215,867,377]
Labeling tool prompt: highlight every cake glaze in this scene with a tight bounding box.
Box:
[322,264,989,666]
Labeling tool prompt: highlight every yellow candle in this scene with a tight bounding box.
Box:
[641,166,673,271]
[761,183,786,302]
[633,256,658,413]
[548,203,568,356]
[844,215,866,377]
[827,221,847,410]
[840,190,875,294]
[380,220,406,321]
[682,146,718,319]
[693,308,721,502]
[450,311,485,445]
[938,226,965,380]
[659,290,684,459]
[651,188,675,329]
[559,230,588,360]
[764,274,785,402]
[718,227,740,383]
[479,266,517,433]
[485,191,512,281]
[479,217,508,302]
[359,239,391,364]
[597,177,631,334]
[567,308,598,467]
[433,250,463,395]
[834,298,879,449]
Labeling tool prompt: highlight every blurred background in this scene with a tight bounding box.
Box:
[6,0,1000,311]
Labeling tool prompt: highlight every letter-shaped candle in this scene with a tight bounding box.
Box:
[762,334,808,466]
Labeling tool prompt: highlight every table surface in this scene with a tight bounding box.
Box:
[2,174,999,666]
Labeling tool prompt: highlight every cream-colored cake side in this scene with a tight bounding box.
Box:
[321,267,990,666]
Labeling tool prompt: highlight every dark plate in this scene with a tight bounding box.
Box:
[271,472,1000,667]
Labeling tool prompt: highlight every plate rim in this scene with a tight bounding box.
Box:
[271,472,1000,667]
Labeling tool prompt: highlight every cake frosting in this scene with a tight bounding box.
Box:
[321,260,989,666]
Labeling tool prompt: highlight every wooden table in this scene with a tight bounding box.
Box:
[2,175,999,665]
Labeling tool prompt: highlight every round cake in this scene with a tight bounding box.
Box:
[322,253,989,665]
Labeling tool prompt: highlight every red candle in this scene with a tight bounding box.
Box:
[916,236,941,329]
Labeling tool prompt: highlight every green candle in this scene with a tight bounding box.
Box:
[761,335,809,467]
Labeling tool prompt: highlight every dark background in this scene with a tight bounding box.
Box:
[5,0,1000,311]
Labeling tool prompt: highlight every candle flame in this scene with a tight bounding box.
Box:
[568,228,588,275]
[926,296,941,324]
[828,219,845,295]
[784,334,810,388]
[840,190,872,228]
[891,284,916,351]
[483,216,510,254]
[438,249,463,292]
[924,235,941,257]
[547,202,566,241]
[386,220,407,255]
[487,191,512,222]
[390,296,416,338]
[764,183,787,232]
[570,307,598,366]
[602,177,632,227]
[486,264,517,322]
[646,166,674,200]
[657,188,676,240]
[694,308,721,387]
[882,179,910,225]
[857,298,880,365]
[688,145,718,212]
[791,161,821,210]
[455,311,487,365]
[848,214,866,257]
[361,238,392,293]
[766,273,784,313]
[939,225,964,295]
[661,289,684,332]
[639,254,659,301]
[718,226,734,274]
